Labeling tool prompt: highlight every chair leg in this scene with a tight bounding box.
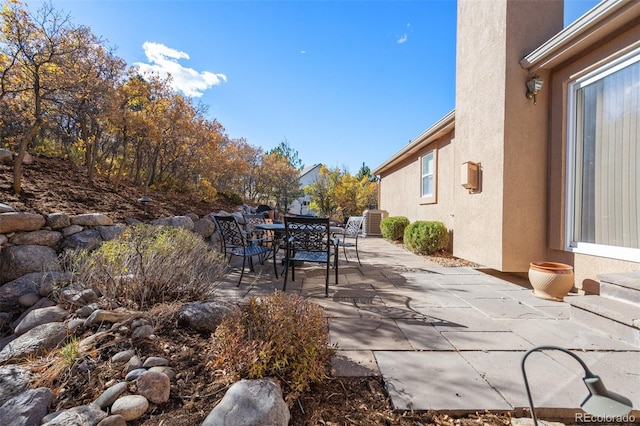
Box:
[355,240,361,266]
[237,255,247,287]
[282,259,288,291]
[343,244,349,263]
[325,261,330,297]
[272,246,279,279]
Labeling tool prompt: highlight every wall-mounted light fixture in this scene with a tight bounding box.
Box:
[461,161,479,191]
[526,76,544,105]
[521,345,633,426]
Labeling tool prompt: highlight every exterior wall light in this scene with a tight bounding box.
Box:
[521,345,633,426]
[526,76,544,104]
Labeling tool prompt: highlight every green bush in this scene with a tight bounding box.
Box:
[68,224,226,309]
[380,216,410,241]
[210,291,336,402]
[403,220,449,255]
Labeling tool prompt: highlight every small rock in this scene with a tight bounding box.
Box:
[67,318,85,332]
[124,355,143,374]
[142,356,169,368]
[97,414,128,426]
[137,370,170,404]
[132,324,154,338]
[13,305,69,336]
[149,366,176,380]
[110,395,149,421]
[75,303,99,318]
[111,349,136,363]
[17,292,41,308]
[94,382,129,409]
[43,404,108,425]
[125,368,147,382]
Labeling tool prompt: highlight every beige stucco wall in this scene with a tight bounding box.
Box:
[377,133,456,232]
[453,0,563,271]
[546,19,640,291]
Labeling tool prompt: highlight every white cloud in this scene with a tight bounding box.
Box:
[396,22,411,44]
[134,41,227,98]
[300,50,307,54]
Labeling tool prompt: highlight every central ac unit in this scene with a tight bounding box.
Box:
[362,209,388,237]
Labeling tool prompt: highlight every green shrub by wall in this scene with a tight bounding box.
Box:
[380,216,410,241]
[403,221,449,255]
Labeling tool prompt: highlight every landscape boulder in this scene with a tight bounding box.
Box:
[71,213,113,227]
[60,228,102,251]
[0,387,53,426]
[0,245,60,285]
[0,322,68,363]
[151,215,194,230]
[0,365,32,406]
[202,378,290,426]
[177,300,237,333]
[192,217,215,239]
[0,212,46,234]
[46,213,71,230]
[9,230,62,247]
[0,272,69,311]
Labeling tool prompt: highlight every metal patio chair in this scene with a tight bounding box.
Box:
[338,216,364,266]
[211,214,278,286]
[282,216,339,297]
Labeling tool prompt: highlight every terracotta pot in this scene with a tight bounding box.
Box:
[528,262,574,301]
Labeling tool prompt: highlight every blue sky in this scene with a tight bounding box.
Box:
[28,0,601,173]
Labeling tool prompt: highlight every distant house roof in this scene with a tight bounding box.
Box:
[298,163,322,187]
[299,164,321,179]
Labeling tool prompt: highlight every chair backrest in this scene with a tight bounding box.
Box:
[343,216,364,238]
[211,214,245,247]
[243,214,266,234]
[284,216,330,253]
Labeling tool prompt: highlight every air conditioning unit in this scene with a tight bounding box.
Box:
[362,209,388,237]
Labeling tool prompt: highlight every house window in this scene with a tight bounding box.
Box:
[421,150,436,202]
[566,49,640,262]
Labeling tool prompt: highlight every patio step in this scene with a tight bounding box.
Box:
[568,271,640,347]
[599,270,640,305]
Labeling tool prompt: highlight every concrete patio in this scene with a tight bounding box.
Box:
[214,236,640,423]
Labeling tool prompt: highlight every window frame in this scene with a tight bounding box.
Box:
[565,47,640,262]
[420,147,437,204]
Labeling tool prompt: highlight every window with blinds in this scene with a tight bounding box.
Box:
[567,49,640,262]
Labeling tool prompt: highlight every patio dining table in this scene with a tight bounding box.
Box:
[254,222,344,276]
[255,222,344,235]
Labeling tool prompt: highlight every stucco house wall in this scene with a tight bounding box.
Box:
[540,4,640,290]
[374,0,640,291]
[377,132,456,232]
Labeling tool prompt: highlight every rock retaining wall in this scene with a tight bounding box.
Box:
[0,204,290,425]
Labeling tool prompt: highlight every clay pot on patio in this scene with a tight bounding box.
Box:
[528,262,574,301]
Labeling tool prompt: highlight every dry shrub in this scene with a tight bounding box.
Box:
[68,224,226,309]
[209,291,336,402]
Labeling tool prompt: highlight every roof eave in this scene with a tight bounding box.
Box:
[373,110,455,176]
[521,0,640,72]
